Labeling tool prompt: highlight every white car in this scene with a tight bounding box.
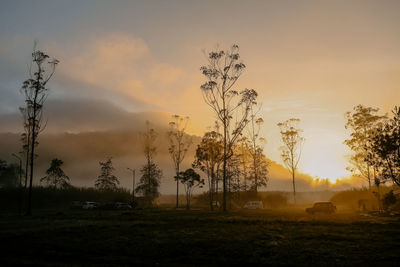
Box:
[243,201,264,210]
[82,201,98,210]
[212,201,220,207]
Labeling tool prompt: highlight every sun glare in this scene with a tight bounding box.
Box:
[300,137,349,183]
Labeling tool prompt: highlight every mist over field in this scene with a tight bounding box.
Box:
[1,1,400,266]
[0,98,358,194]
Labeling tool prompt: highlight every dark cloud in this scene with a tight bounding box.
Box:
[0,96,174,133]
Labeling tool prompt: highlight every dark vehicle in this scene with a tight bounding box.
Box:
[115,202,132,210]
[82,201,99,210]
[306,202,336,214]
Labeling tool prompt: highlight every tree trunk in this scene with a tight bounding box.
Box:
[367,165,371,190]
[27,103,37,216]
[215,171,219,208]
[223,139,227,211]
[186,188,190,210]
[292,169,296,204]
[24,136,30,189]
[210,167,214,211]
[176,167,179,208]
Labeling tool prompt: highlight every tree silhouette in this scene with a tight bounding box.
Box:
[167,115,192,208]
[41,158,70,189]
[0,159,19,188]
[278,118,304,203]
[19,106,32,188]
[370,106,400,186]
[193,130,223,210]
[136,121,163,206]
[245,106,268,192]
[20,44,59,215]
[246,146,269,192]
[176,168,204,210]
[95,157,120,191]
[136,162,162,206]
[200,44,258,211]
[237,136,251,191]
[344,105,386,189]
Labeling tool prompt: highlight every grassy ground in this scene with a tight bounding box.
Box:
[0,208,399,266]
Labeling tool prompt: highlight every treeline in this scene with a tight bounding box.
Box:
[330,186,399,211]
[0,159,20,188]
[345,105,400,189]
[11,44,281,214]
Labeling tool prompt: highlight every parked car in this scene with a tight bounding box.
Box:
[82,201,99,210]
[115,202,132,210]
[243,201,264,210]
[70,201,83,209]
[306,202,336,214]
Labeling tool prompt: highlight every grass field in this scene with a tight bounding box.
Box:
[1,208,399,266]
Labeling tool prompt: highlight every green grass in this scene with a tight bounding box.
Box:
[0,209,399,266]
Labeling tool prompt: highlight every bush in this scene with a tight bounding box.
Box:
[260,192,288,208]
[383,190,397,210]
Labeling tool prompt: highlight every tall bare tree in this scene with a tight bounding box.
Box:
[245,106,268,192]
[19,106,33,189]
[20,45,59,215]
[167,115,192,208]
[200,44,258,211]
[278,118,304,203]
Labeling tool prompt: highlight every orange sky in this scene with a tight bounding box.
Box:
[1,0,400,186]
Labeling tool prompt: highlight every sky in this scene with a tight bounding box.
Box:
[1,0,400,189]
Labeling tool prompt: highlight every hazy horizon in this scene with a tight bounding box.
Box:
[1,0,400,191]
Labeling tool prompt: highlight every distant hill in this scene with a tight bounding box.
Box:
[0,97,356,193]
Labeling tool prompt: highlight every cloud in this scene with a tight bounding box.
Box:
[57,33,191,110]
[151,63,183,86]
[0,97,176,134]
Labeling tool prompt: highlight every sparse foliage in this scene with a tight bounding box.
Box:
[20,44,59,215]
[245,106,268,192]
[167,115,192,208]
[278,118,304,203]
[200,44,258,211]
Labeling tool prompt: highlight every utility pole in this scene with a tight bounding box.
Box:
[12,153,22,215]
[127,168,136,203]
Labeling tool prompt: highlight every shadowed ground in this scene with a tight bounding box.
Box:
[0,209,399,266]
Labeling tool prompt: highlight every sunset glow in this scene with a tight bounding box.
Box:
[1,0,400,192]
[2,1,400,265]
